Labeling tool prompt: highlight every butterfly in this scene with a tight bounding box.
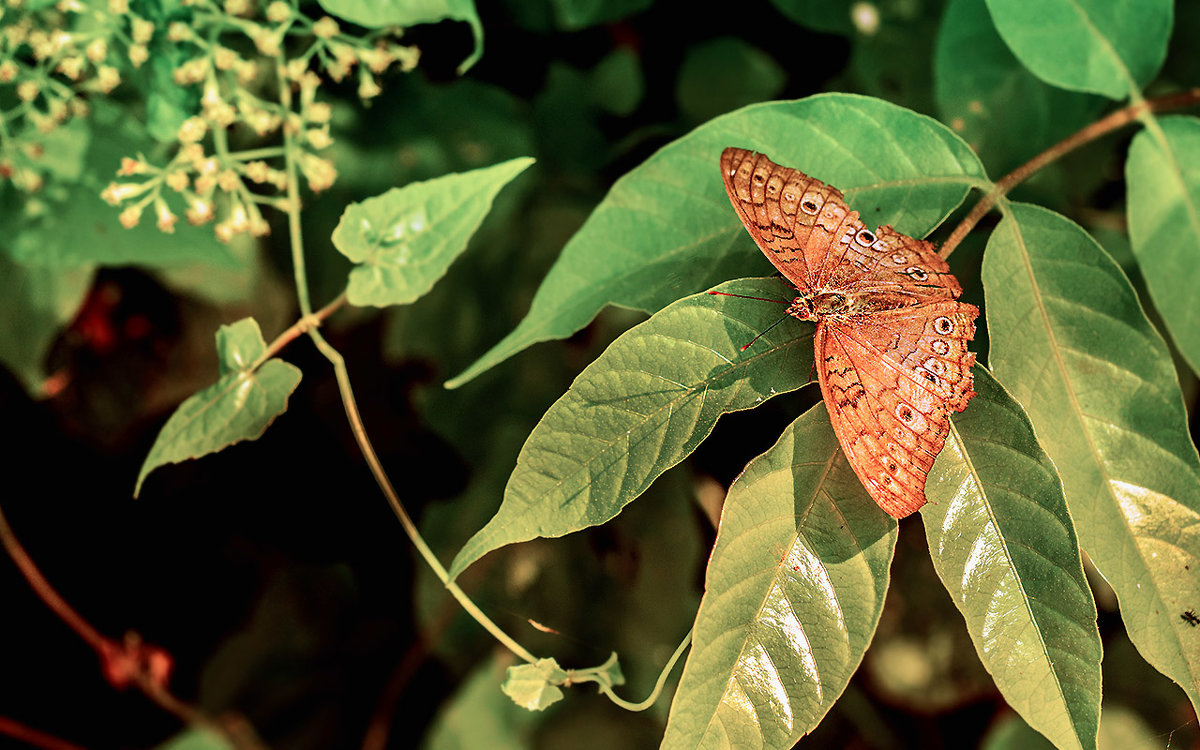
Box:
[720,147,978,518]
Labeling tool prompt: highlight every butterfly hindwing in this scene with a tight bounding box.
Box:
[816,321,951,517]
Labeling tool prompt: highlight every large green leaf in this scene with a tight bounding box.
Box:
[924,367,1101,750]
[446,277,814,580]
[332,157,533,308]
[0,255,93,395]
[662,404,897,749]
[984,0,1172,100]
[934,0,1105,175]
[983,203,1200,712]
[314,0,483,73]
[447,94,988,387]
[1126,116,1200,376]
[135,318,302,497]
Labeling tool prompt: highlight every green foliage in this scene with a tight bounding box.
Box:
[333,156,533,307]
[135,318,302,496]
[924,368,1101,750]
[984,0,1172,99]
[3,0,1199,748]
[447,94,988,388]
[662,404,897,748]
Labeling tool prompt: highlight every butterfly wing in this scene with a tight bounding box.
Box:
[816,300,978,518]
[821,225,963,302]
[721,147,866,293]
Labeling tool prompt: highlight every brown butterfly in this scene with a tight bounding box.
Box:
[720,147,978,517]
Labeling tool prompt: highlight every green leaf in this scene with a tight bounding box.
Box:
[423,656,539,750]
[984,0,1172,99]
[0,254,93,395]
[333,157,534,308]
[982,203,1200,714]
[501,658,568,711]
[924,367,1101,750]
[662,404,897,749]
[314,0,484,73]
[447,94,988,388]
[1126,116,1200,376]
[446,277,815,580]
[935,0,1106,175]
[547,0,652,30]
[135,318,302,497]
[676,38,786,125]
[768,0,853,34]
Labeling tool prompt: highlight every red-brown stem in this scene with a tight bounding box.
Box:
[0,492,266,750]
[0,716,88,750]
[940,87,1200,259]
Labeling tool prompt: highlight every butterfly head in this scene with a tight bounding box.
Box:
[785,296,817,321]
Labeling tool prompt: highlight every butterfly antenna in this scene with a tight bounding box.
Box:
[740,313,791,351]
[708,291,788,304]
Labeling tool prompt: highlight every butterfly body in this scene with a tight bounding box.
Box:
[721,147,978,518]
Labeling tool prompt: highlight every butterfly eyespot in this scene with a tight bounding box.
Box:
[897,405,915,422]
[753,171,766,185]
[801,199,819,214]
[886,460,898,472]
[855,229,876,246]
[934,316,954,334]
[921,370,938,384]
[931,339,950,356]
[906,266,929,281]
[923,357,946,375]
[890,253,908,265]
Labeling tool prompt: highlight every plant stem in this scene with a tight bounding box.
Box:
[592,630,693,711]
[940,87,1200,258]
[0,502,264,750]
[275,68,537,666]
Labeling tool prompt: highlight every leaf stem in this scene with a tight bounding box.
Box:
[275,64,537,666]
[588,630,693,711]
[940,87,1200,258]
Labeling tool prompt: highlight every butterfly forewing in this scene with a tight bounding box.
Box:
[721,147,867,293]
[720,147,979,518]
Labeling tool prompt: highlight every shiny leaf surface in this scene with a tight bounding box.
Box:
[447,94,987,388]
[983,203,1200,713]
[135,319,302,497]
[333,157,533,308]
[1126,116,1200,375]
[662,404,897,749]
[984,0,1171,99]
[447,278,814,580]
[925,367,1101,750]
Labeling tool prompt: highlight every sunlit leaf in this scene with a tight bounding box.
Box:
[448,94,987,388]
[135,318,302,497]
[925,367,1101,750]
[983,203,1200,714]
[984,0,1172,99]
[662,404,897,749]
[447,277,814,580]
[333,157,533,308]
[1126,116,1200,376]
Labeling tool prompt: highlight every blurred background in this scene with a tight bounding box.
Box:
[2,0,1199,747]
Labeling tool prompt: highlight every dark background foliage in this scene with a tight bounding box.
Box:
[2,0,1197,747]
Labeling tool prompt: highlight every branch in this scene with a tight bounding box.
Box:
[941,87,1200,258]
